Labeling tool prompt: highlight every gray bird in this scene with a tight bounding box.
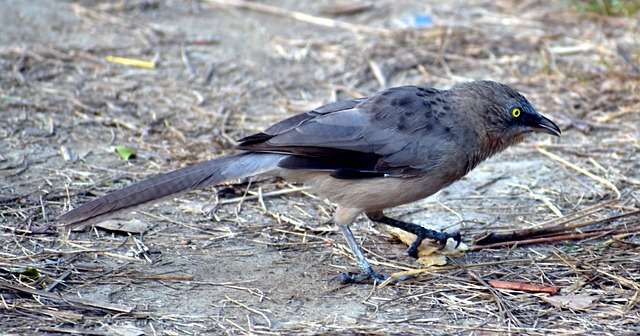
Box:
[58,80,560,282]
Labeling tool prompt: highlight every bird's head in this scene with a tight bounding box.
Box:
[453,81,561,143]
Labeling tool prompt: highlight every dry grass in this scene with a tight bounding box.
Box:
[1,0,639,335]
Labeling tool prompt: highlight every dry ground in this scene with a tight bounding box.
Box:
[1,0,639,335]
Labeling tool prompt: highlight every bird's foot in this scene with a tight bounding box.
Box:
[406,229,462,258]
[365,213,463,259]
[336,268,387,284]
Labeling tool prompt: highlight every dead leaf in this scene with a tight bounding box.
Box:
[95,218,149,234]
[386,226,469,265]
[542,294,598,310]
[416,254,447,266]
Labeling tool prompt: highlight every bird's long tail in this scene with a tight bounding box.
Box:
[57,153,285,229]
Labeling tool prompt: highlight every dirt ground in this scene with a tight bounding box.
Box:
[1,0,639,335]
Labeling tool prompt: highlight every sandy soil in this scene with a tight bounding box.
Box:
[1,0,639,335]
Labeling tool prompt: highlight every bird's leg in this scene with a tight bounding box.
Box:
[337,224,387,284]
[367,212,461,258]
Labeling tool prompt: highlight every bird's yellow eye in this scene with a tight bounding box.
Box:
[511,107,521,118]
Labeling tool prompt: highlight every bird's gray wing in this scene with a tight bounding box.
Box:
[237,97,367,145]
[238,86,459,178]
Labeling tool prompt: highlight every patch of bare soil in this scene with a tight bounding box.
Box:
[1,0,639,334]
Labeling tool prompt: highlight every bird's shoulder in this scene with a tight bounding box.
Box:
[236,97,366,146]
[358,85,453,129]
[361,85,443,113]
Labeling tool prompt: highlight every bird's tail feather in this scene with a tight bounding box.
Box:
[57,153,284,229]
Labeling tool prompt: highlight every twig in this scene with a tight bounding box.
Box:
[38,327,108,336]
[488,280,559,294]
[45,270,72,292]
[475,207,639,245]
[461,267,518,326]
[537,146,620,199]
[139,274,194,281]
[181,47,196,78]
[217,186,309,205]
[204,0,391,35]
[0,279,134,313]
[224,295,272,329]
[369,60,386,88]
[472,226,640,251]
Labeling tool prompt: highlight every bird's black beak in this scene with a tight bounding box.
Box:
[531,114,561,136]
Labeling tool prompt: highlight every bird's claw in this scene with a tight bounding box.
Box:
[406,238,423,258]
[337,270,387,284]
[436,231,462,250]
[407,230,463,258]
[451,231,462,248]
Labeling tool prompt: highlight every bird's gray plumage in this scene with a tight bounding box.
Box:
[58,80,559,225]
[57,153,285,228]
[57,80,560,282]
[239,82,529,179]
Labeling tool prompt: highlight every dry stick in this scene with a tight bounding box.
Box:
[460,266,518,326]
[204,0,391,35]
[39,327,108,336]
[536,146,621,199]
[472,226,640,251]
[0,279,134,313]
[224,295,272,329]
[488,280,559,294]
[475,200,617,244]
[138,274,194,281]
[45,270,72,292]
[217,186,309,205]
[475,207,639,245]
[320,2,373,16]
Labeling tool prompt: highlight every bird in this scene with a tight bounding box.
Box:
[57,80,561,283]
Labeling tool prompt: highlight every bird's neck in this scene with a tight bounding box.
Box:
[464,132,524,175]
